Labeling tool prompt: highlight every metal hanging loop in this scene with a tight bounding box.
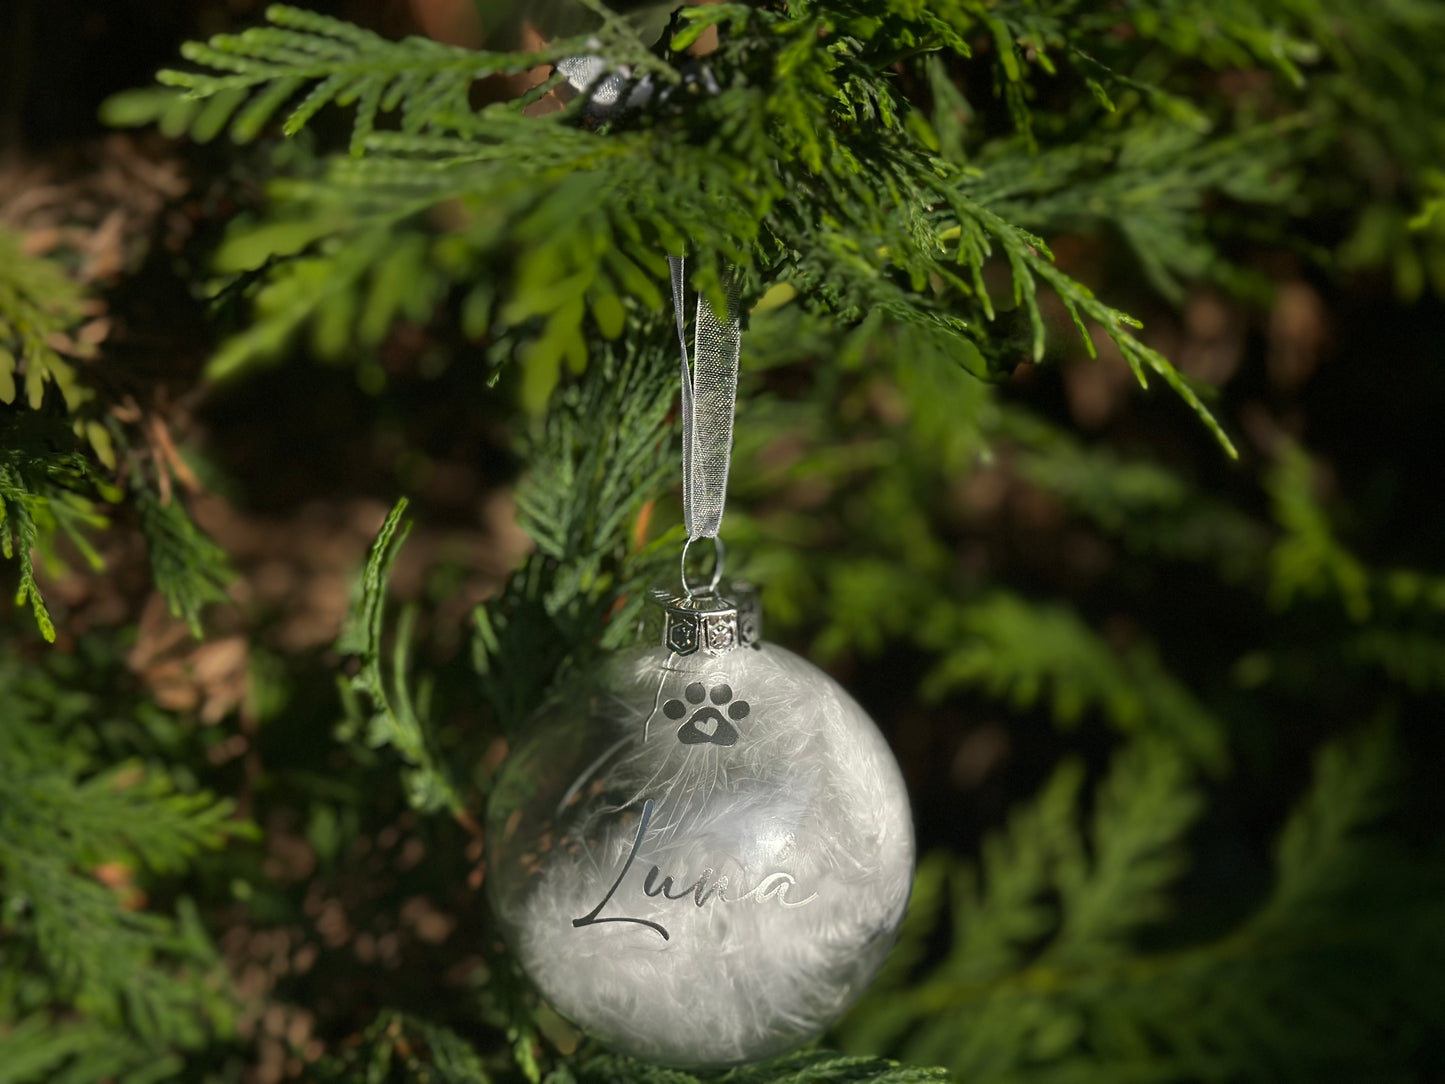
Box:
[680,535,725,598]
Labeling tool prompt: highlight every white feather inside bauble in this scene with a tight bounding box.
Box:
[486,641,915,1067]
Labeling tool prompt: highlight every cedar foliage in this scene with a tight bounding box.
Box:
[2,1,1445,1082]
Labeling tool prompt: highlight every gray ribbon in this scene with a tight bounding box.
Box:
[668,255,741,542]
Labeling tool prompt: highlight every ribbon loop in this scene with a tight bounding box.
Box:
[668,256,742,547]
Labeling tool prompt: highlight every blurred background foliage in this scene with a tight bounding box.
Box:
[1,0,1444,1081]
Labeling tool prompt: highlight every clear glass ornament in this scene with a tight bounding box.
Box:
[486,583,915,1067]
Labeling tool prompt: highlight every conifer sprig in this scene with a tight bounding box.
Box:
[473,314,680,734]
[0,228,237,644]
[336,497,465,814]
[841,725,1441,1079]
[135,486,235,639]
[578,1049,953,1084]
[0,427,107,643]
[0,229,92,412]
[0,682,245,1082]
[154,0,1246,453]
[157,3,677,155]
[315,1013,955,1084]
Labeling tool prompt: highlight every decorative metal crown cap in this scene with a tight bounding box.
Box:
[645,580,762,657]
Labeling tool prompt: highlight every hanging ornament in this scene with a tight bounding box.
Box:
[486,259,915,1067]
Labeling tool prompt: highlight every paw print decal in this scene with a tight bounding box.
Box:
[664,682,749,746]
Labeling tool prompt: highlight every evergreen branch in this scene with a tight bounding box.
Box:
[203,225,438,381]
[973,120,1303,303]
[134,487,234,638]
[1267,442,1372,621]
[0,416,111,643]
[919,593,1228,770]
[0,1014,182,1084]
[22,764,241,874]
[0,230,233,644]
[0,715,242,1059]
[180,9,1239,456]
[1001,409,1270,581]
[336,497,465,814]
[935,193,1239,456]
[948,760,1085,985]
[1253,721,1398,927]
[848,724,1444,1080]
[959,0,1325,93]
[576,1050,952,1084]
[157,3,678,153]
[315,1012,490,1083]
[512,314,676,574]
[1036,258,1235,457]
[473,315,679,733]
[318,1015,954,1084]
[0,227,93,412]
[1048,742,1202,966]
[0,460,57,642]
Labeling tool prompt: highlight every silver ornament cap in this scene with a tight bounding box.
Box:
[643,578,761,656]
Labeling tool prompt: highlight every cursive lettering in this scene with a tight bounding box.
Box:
[571,799,670,939]
[737,872,818,907]
[572,799,817,940]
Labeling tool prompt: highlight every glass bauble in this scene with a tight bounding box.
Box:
[486,589,915,1067]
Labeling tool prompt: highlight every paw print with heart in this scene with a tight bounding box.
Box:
[665,681,750,746]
